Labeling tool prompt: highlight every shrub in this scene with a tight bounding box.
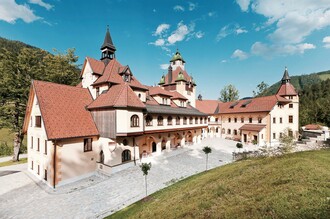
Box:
[236,143,243,149]
[252,139,258,145]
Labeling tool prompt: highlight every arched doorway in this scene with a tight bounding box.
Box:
[152,142,157,152]
[186,131,193,145]
[122,149,131,162]
[161,139,166,150]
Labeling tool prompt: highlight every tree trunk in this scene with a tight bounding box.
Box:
[12,132,21,161]
[206,154,208,171]
[145,175,148,197]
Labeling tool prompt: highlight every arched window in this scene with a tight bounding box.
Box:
[189,117,193,124]
[195,117,198,124]
[123,139,128,146]
[122,150,131,162]
[216,127,219,133]
[130,115,139,127]
[200,117,203,123]
[183,117,187,125]
[100,150,104,163]
[227,129,231,134]
[157,116,163,126]
[146,115,153,126]
[176,116,180,125]
[234,129,237,135]
[167,116,173,125]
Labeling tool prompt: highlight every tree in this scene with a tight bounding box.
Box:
[219,84,239,102]
[140,162,152,197]
[253,81,269,97]
[279,128,294,154]
[202,146,212,171]
[0,47,80,161]
[236,142,243,152]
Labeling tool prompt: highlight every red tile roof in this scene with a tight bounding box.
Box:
[169,91,187,100]
[304,124,322,130]
[276,83,298,96]
[88,83,145,109]
[148,86,173,97]
[196,99,222,115]
[86,57,105,75]
[32,80,99,140]
[239,124,266,132]
[164,67,192,84]
[218,95,291,114]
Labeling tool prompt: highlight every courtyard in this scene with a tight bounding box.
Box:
[0,138,238,218]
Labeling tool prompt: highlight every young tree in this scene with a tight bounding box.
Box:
[219,84,239,102]
[0,47,80,161]
[253,81,269,97]
[202,146,212,171]
[279,128,294,154]
[140,162,152,197]
[236,142,243,152]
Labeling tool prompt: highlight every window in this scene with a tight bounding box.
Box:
[258,117,262,123]
[216,127,219,133]
[227,129,231,134]
[189,117,193,125]
[122,150,131,162]
[37,138,40,152]
[241,117,244,123]
[31,136,33,149]
[278,104,283,108]
[37,165,40,175]
[138,93,141,99]
[289,96,293,99]
[44,169,47,181]
[273,117,276,124]
[35,116,41,128]
[234,129,237,135]
[280,133,283,138]
[146,115,153,126]
[176,116,181,125]
[208,118,210,122]
[183,117,187,125]
[280,117,283,123]
[222,128,225,134]
[130,115,139,127]
[167,116,173,125]
[200,117,203,124]
[84,138,92,152]
[96,87,100,97]
[44,140,47,155]
[123,139,128,146]
[195,117,198,124]
[234,118,237,123]
[273,133,276,139]
[289,115,293,123]
[249,118,252,123]
[288,130,293,137]
[31,161,33,170]
[228,118,231,123]
[289,104,293,108]
[157,116,163,126]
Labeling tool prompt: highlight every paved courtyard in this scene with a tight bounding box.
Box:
[0,138,238,219]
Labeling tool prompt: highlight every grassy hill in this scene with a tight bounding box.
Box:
[109,150,330,219]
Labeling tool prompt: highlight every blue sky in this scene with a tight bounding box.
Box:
[1,0,330,99]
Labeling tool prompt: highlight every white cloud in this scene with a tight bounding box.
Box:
[167,21,191,44]
[153,24,170,36]
[174,5,185,12]
[0,0,41,23]
[208,11,216,17]
[237,0,330,44]
[216,24,248,41]
[251,41,316,57]
[195,31,204,39]
[221,59,228,63]
[188,2,197,11]
[236,0,251,12]
[160,64,169,70]
[149,39,165,46]
[28,0,53,10]
[323,36,330,48]
[231,49,249,60]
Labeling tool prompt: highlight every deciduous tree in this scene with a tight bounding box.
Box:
[219,84,239,102]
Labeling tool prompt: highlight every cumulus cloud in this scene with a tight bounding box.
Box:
[0,0,41,23]
[153,23,170,36]
[28,0,53,10]
[216,24,248,41]
[174,5,184,12]
[236,0,330,44]
[188,2,197,11]
[231,49,249,60]
[149,39,165,46]
[236,0,251,12]
[323,36,330,48]
[251,41,316,57]
[168,21,191,44]
[160,64,169,70]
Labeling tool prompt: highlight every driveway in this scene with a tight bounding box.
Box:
[0,138,237,219]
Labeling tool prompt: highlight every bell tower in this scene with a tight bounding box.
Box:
[100,25,116,64]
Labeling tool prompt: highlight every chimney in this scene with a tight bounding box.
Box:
[168,65,172,84]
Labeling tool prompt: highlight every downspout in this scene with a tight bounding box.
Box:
[53,140,57,189]
[133,137,136,166]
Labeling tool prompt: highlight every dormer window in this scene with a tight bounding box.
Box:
[123,74,130,82]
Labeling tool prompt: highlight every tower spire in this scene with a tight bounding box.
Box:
[100,25,116,62]
[281,66,290,84]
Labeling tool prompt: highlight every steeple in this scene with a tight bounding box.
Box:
[170,49,185,71]
[281,66,290,84]
[100,25,116,62]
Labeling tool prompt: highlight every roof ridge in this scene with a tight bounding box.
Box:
[33,80,87,90]
[112,84,127,106]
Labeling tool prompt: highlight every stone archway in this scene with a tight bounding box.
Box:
[185,131,193,145]
[172,133,182,148]
[161,138,166,151]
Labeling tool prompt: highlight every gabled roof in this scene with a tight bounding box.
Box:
[218,95,291,114]
[24,80,99,140]
[88,83,145,109]
[148,86,173,97]
[276,83,297,96]
[169,91,187,100]
[164,67,192,85]
[196,99,222,115]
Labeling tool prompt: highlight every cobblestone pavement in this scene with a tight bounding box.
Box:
[0,138,237,219]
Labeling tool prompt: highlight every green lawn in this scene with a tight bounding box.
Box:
[319,74,330,81]
[0,158,27,167]
[0,128,14,146]
[108,150,330,219]
[0,128,27,157]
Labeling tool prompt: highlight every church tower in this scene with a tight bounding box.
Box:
[100,26,116,64]
[158,49,196,107]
